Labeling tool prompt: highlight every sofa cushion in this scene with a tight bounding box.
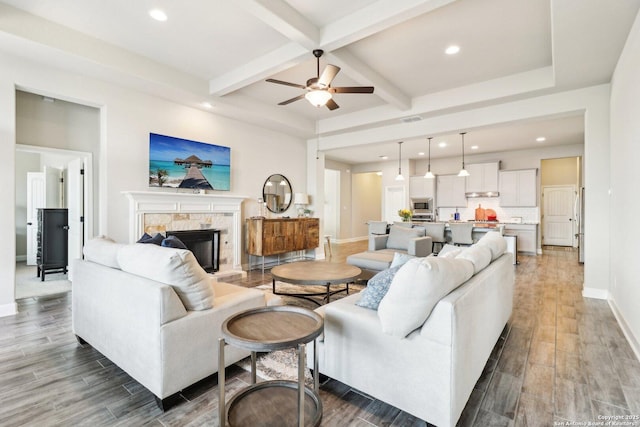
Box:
[117,243,214,311]
[377,257,473,337]
[356,265,403,310]
[161,235,188,249]
[456,244,492,274]
[347,250,396,271]
[437,244,463,258]
[83,236,125,269]
[386,226,425,251]
[137,232,164,245]
[390,252,415,268]
[476,231,507,261]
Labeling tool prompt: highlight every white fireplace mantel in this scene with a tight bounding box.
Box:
[122,191,248,271]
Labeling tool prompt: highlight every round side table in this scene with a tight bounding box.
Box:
[218,305,324,427]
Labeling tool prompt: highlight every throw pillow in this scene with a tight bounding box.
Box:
[455,244,492,274]
[82,236,125,269]
[377,257,473,338]
[476,231,507,261]
[386,226,425,251]
[390,252,415,268]
[437,244,463,258]
[356,265,403,310]
[137,232,164,245]
[162,235,188,249]
[117,243,214,311]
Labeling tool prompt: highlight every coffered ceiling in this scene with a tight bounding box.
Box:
[0,0,638,164]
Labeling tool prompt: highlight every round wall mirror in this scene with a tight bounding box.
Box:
[262,174,292,213]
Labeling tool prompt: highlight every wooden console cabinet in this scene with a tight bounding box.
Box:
[247,217,319,257]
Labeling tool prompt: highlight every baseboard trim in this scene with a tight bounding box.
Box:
[608,299,640,362]
[582,286,609,300]
[16,255,26,262]
[333,236,367,244]
[0,302,18,318]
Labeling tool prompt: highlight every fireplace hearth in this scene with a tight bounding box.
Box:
[167,229,220,273]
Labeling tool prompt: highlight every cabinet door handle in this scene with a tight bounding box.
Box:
[62,226,70,230]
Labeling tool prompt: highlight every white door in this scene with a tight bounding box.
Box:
[67,158,85,279]
[26,172,45,265]
[543,185,575,246]
[384,185,406,223]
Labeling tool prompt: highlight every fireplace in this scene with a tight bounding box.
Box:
[123,191,245,274]
[167,229,220,273]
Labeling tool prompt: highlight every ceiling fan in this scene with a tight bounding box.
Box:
[266,49,374,111]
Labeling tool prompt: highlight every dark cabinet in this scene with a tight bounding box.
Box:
[37,208,69,281]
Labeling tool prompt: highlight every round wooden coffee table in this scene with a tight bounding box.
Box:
[270,261,362,306]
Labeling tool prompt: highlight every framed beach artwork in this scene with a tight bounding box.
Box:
[148,133,231,190]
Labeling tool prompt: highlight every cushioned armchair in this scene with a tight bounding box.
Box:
[347,225,432,273]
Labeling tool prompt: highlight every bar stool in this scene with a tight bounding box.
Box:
[367,221,388,235]
[449,222,474,246]
[324,235,332,257]
[423,223,447,254]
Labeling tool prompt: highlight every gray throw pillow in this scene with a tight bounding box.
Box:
[162,235,188,249]
[356,265,403,310]
[386,226,424,251]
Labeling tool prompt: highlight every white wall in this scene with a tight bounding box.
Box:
[610,11,640,356]
[0,50,307,315]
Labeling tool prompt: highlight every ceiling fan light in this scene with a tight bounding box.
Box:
[305,90,332,107]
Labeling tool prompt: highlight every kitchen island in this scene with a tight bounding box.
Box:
[410,221,539,254]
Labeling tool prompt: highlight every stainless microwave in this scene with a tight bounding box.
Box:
[411,198,432,212]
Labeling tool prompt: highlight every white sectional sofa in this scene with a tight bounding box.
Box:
[308,232,514,427]
[72,237,279,409]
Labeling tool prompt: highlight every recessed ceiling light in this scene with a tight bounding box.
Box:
[418,152,425,156]
[471,145,479,150]
[380,155,388,160]
[149,9,168,22]
[445,45,460,55]
[536,137,546,142]
[201,102,213,109]
[438,141,447,148]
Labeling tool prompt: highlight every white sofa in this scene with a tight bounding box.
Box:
[72,237,279,409]
[308,233,514,427]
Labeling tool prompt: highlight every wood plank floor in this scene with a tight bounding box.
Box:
[1,242,639,426]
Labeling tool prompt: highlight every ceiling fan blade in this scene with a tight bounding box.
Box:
[278,94,306,106]
[266,78,306,90]
[326,98,339,110]
[329,86,375,94]
[318,64,340,87]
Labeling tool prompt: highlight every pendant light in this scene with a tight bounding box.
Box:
[424,137,435,179]
[458,132,470,177]
[395,141,405,181]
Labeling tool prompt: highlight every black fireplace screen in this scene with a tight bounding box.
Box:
[166,229,220,273]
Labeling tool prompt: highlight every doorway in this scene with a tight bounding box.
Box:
[15,146,93,298]
[540,157,582,249]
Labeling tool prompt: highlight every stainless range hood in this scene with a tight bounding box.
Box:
[465,191,500,198]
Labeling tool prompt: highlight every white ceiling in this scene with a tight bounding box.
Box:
[0,0,638,164]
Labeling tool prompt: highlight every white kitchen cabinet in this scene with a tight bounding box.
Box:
[499,169,537,207]
[503,224,537,254]
[436,174,466,207]
[465,162,499,195]
[409,176,436,199]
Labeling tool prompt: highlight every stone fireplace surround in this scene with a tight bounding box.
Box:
[122,191,246,275]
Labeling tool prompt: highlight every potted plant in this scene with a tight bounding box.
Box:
[398,209,412,222]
